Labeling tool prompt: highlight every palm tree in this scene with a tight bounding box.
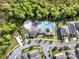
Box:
[49,41,53,44]
[37,40,42,44]
[63,46,70,50]
[65,51,69,56]
[29,46,33,50]
[58,47,63,51]
[52,46,57,51]
[67,57,70,59]
[43,40,47,44]
[75,48,79,59]
[53,56,56,59]
[75,43,79,48]
[27,40,31,44]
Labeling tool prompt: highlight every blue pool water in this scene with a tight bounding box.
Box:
[38,21,55,31]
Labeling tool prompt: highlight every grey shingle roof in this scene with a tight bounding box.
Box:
[55,53,67,59]
[28,50,41,59]
[67,50,77,59]
[60,26,69,37]
[75,22,79,30]
[68,22,77,36]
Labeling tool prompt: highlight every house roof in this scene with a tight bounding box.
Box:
[68,22,77,36]
[29,29,37,38]
[55,53,67,59]
[67,50,77,59]
[75,22,79,30]
[23,20,33,30]
[28,50,41,59]
[22,53,29,59]
[22,50,41,59]
[76,48,79,54]
[60,26,69,36]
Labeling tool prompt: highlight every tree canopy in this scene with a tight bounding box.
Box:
[9,0,79,21]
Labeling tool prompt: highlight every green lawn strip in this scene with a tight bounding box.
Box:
[22,48,29,53]
[53,50,63,55]
[44,35,54,39]
[23,45,43,53]
[53,35,57,41]
[49,47,71,55]
[38,35,57,41]
[49,49,64,55]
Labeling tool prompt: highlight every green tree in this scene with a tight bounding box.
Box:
[50,5,61,20]
[37,13,42,19]
[72,3,79,15]
[3,34,11,40]
[63,6,77,18]
[9,0,79,21]
[0,47,4,54]
[2,23,12,33]
[2,22,16,33]
[40,8,49,18]
[0,38,4,46]
[4,42,10,46]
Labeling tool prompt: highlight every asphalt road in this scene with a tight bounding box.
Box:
[8,39,78,59]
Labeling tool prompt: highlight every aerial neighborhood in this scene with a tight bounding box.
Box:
[8,20,79,59]
[0,0,79,59]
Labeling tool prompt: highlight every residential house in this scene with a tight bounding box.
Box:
[68,22,77,36]
[28,50,41,59]
[22,50,41,59]
[75,48,79,59]
[66,50,77,59]
[60,25,70,42]
[60,26,70,37]
[54,53,67,59]
[75,22,79,30]
[23,20,33,31]
[75,22,79,35]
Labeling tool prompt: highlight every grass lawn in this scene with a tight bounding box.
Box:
[0,37,18,59]
[49,49,64,55]
[36,26,58,41]
[23,45,43,53]
[43,35,57,40]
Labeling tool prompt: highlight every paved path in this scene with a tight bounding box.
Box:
[8,39,78,59]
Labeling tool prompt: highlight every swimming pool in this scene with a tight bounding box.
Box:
[37,21,55,32]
